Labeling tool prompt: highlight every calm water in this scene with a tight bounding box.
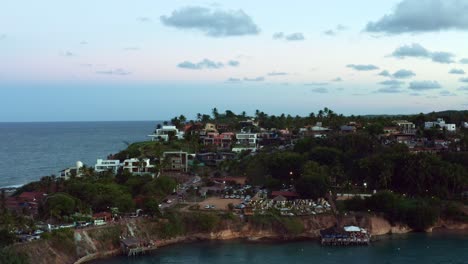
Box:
[0,121,157,187]
[93,233,468,264]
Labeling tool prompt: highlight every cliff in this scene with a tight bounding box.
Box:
[11,214,466,264]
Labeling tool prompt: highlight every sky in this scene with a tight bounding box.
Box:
[1,0,468,121]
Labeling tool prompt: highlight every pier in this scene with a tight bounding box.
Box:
[320,226,370,246]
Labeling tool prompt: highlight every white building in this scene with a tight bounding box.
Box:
[123,158,155,176]
[59,161,84,180]
[148,126,184,142]
[425,118,456,132]
[232,133,258,153]
[94,159,121,174]
[394,120,416,134]
[462,122,468,129]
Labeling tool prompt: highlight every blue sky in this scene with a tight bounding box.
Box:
[1,0,467,121]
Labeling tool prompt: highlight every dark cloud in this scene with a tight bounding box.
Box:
[379,80,404,87]
[273,32,305,41]
[458,86,468,91]
[268,72,288,76]
[244,76,265,82]
[310,87,328,93]
[177,59,224,70]
[460,77,468,83]
[449,69,465,75]
[137,17,152,23]
[96,68,131,75]
[392,43,430,58]
[409,81,442,90]
[378,70,391,77]
[365,0,468,34]
[161,6,260,37]
[227,60,240,67]
[431,51,455,64]
[347,64,379,71]
[460,58,468,64]
[392,69,416,79]
[391,43,455,64]
[376,87,404,93]
[439,90,456,96]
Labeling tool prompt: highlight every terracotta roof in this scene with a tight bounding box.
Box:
[18,192,46,202]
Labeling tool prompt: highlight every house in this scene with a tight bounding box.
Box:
[162,151,189,172]
[148,125,184,142]
[94,159,121,174]
[6,191,47,216]
[123,158,155,175]
[382,126,399,135]
[394,120,416,134]
[462,122,468,129]
[93,211,112,225]
[59,161,84,180]
[202,132,234,149]
[196,152,236,166]
[232,132,258,153]
[425,118,456,132]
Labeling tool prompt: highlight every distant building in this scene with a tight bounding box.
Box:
[424,118,456,132]
[162,151,189,172]
[462,122,468,129]
[202,132,234,149]
[59,161,84,180]
[123,158,155,175]
[394,120,416,134]
[148,126,184,142]
[232,132,258,153]
[94,159,121,174]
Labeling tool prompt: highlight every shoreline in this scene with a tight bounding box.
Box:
[75,225,468,264]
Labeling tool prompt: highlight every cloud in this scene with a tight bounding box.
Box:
[226,78,241,82]
[80,41,88,45]
[324,24,347,36]
[273,32,305,41]
[439,90,456,96]
[310,87,328,93]
[347,64,379,71]
[457,86,468,91]
[60,51,75,57]
[431,51,455,64]
[460,77,468,83]
[365,0,468,34]
[96,68,131,76]
[379,80,404,87]
[0,34,6,40]
[392,69,416,79]
[392,43,430,58]
[391,43,455,64]
[272,32,284,39]
[460,58,468,64]
[449,69,465,75]
[243,76,265,82]
[331,77,342,82]
[137,17,152,23]
[161,6,260,37]
[268,72,288,76]
[177,59,224,70]
[227,60,240,67]
[376,87,404,93]
[408,81,442,90]
[378,70,391,77]
[304,82,329,86]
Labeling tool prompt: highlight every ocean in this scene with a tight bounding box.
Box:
[0,121,157,188]
[92,233,468,264]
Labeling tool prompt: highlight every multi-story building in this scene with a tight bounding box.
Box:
[394,120,416,134]
[425,118,456,132]
[162,151,189,172]
[148,126,184,142]
[123,158,155,175]
[94,159,121,174]
[203,132,234,149]
[232,133,258,153]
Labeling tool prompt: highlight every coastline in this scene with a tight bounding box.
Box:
[72,217,468,264]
